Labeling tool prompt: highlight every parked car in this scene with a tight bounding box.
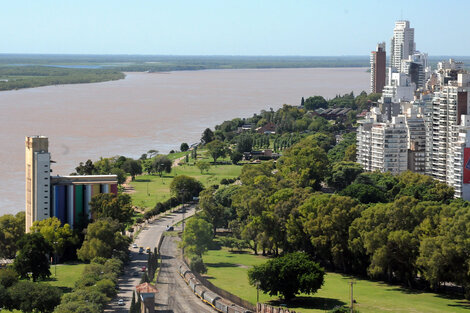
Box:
[118,299,124,306]
[146,247,151,253]
[166,226,174,231]
[139,247,144,254]
[132,243,138,248]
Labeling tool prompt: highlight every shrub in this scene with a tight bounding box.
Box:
[189,255,207,274]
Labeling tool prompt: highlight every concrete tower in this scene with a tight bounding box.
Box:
[370,42,386,93]
[25,136,51,232]
[390,20,415,72]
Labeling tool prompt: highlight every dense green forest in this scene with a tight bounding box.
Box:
[1,54,469,91]
[184,93,470,300]
[0,66,124,91]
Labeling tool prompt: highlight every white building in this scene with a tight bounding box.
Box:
[427,73,470,184]
[357,113,409,174]
[382,71,416,103]
[390,20,415,72]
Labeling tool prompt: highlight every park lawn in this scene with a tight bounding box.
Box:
[1,263,86,313]
[130,163,242,209]
[203,247,470,313]
[40,263,87,291]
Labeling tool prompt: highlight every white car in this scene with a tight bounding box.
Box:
[118,299,125,306]
[132,243,138,248]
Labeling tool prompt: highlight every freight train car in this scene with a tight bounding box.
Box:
[203,291,220,306]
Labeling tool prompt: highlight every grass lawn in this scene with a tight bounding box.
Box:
[203,247,470,313]
[40,263,87,293]
[130,162,242,209]
[1,263,86,313]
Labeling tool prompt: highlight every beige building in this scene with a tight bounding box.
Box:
[25,136,51,232]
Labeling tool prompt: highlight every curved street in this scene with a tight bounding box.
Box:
[105,205,198,312]
[154,235,216,313]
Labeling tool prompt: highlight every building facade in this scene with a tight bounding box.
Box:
[25,136,118,232]
[370,42,386,93]
[390,20,415,72]
[25,136,51,232]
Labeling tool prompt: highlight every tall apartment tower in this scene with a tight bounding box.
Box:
[370,42,386,93]
[357,113,408,174]
[25,136,51,232]
[390,20,415,72]
[427,73,470,185]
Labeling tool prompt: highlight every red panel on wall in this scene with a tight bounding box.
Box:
[464,148,470,184]
[110,184,118,195]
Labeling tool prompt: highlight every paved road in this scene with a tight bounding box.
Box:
[154,235,216,313]
[105,205,196,312]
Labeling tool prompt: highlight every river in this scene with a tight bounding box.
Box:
[0,67,369,215]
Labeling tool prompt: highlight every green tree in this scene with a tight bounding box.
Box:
[196,160,211,174]
[30,217,77,259]
[343,144,357,162]
[0,268,18,288]
[181,217,213,256]
[61,289,108,311]
[304,96,328,110]
[89,193,134,227]
[152,155,172,177]
[279,136,329,190]
[349,197,421,285]
[293,193,363,272]
[13,232,51,281]
[0,211,25,258]
[110,167,127,185]
[236,135,253,153]
[199,187,227,235]
[121,159,142,181]
[327,161,363,191]
[8,281,61,313]
[170,175,204,202]
[201,128,215,144]
[189,255,207,274]
[230,150,243,165]
[75,159,96,175]
[53,301,101,313]
[205,139,227,163]
[77,218,130,262]
[340,183,386,204]
[248,252,324,301]
[147,149,159,158]
[180,142,189,151]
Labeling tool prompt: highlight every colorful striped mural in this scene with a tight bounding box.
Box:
[51,180,117,230]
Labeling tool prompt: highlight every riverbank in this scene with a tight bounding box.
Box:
[0,67,369,215]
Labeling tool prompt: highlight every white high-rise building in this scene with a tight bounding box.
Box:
[390,20,415,72]
[382,71,416,103]
[357,113,409,174]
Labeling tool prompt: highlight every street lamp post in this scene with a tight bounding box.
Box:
[53,241,58,277]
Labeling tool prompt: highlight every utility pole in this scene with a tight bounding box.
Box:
[349,280,356,313]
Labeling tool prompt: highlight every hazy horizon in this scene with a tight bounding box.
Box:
[2,1,470,56]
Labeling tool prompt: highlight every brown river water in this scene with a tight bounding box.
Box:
[0,68,369,214]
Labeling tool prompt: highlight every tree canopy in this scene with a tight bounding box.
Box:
[248,252,324,301]
[13,232,52,281]
[181,217,213,256]
[170,175,204,202]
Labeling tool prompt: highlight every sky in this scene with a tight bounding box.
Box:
[1,0,469,56]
